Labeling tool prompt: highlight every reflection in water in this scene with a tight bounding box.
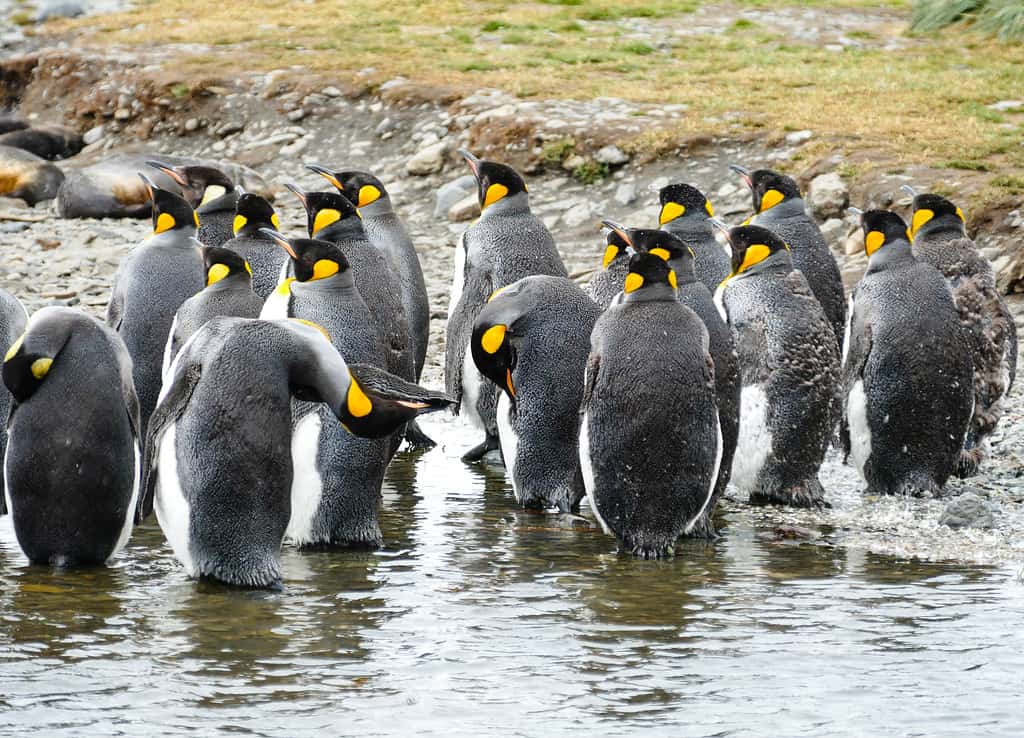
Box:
[1,415,1023,737]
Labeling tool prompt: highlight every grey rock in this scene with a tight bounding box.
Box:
[322,86,343,98]
[448,194,480,223]
[844,228,864,256]
[939,492,995,530]
[819,217,845,246]
[595,145,629,166]
[614,181,637,206]
[375,117,397,137]
[562,155,587,172]
[406,140,449,176]
[35,0,84,21]
[82,125,105,145]
[434,174,476,218]
[0,223,30,234]
[808,172,849,220]
[287,108,307,122]
[216,121,244,138]
[988,100,1023,112]
[184,118,200,132]
[562,202,593,229]
[785,130,813,145]
[113,108,131,122]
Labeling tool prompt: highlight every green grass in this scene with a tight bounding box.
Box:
[911,0,1024,39]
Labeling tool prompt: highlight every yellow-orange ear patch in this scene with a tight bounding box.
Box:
[623,273,644,293]
[738,243,772,273]
[5,333,24,362]
[312,259,340,280]
[31,357,52,379]
[483,183,508,209]
[955,206,965,223]
[705,201,714,217]
[481,324,507,354]
[910,208,934,236]
[347,378,372,418]
[602,245,619,269]
[865,230,885,256]
[232,214,247,235]
[659,202,684,225]
[759,189,785,212]
[649,247,671,262]
[155,212,176,234]
[206,263,230,286]
[358,184,382,207]
[668,270,678,289]
[312,208,341,235]
[271,213,281,229]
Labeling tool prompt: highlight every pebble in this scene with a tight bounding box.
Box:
[808,172,849,220]
[939,492,996,530]
[562,155,586,172]
[34,0,84,21]
[595,145,629,166]
[406,140,449,176]
[819,217,845,246]
[785,130,813,145]
[614,182,637,205]
[434,175,477,218]
[448,194,480,222]
[987,100,1023,112]
[216,121,244,138]
[184,118,200,132]
[82,125,105,145]
[287,109,307,122]
[322,86,343,98]
[562,202,593,229]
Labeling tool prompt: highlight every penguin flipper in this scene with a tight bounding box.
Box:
[841,315,873,462]
[444,269,493,411]
[107,266,126,330]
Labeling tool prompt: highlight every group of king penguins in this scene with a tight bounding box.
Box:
[0,147,1017,585]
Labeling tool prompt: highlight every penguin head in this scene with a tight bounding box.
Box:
[287,184,363,239]
[600,229,630,269]
[853,209,913,257]
[201,245,253,286]
[459,149,528,211]
[720,224,791,282]
[907,190,967,239]
[306,165,390,209]
[260,228,351,284]
[470,282,540,403]
[658,183,714,225]
[146,160,235,208]
[3,309,73,403]
[731,165,801,214]
[232,193,280,237]
[603,220,695,285]
[140,174,198,236]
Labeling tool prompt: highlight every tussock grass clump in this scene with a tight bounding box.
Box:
[911,0,1024,40]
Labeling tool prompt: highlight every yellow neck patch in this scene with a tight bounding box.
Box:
[740,215,753,226]
[271,213,281,229]
[649,247,671,262]
[865,230,885,256]
[481,324,507,354]
[955,206,965,223]
[505,368,515,397]
[275,277,296,297]
[312,208,341,235]
[483,183,509,209]
[488,286,507,302]
[154,212,176,234]
[602,245,619,269]
[207,263,231,285]
[290,318,331,341]
[910,208,933,237]
[759,189,785,212]
[311,259,340,280]
[705,201,715,217]
[31,357,52,380]
[659,202,685,225]
[232,214,247,235]
[623,273,644,293]
[738,243,772,273]
[5,333,24,362]
[358,184,382,207]
[668,270,678,289]
[347,378,373,418]
[200,184,226,206]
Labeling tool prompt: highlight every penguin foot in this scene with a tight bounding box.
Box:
[461,435,500,464]
[954,448,984,479]
[403,419,437,450]
[749,479,828,509]
[681,513,718,540]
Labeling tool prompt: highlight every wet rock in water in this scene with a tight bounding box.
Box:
[435,174,476,218]
[939,492,996,530]
[406,140,449,176]
[448,193,480,222]
[808,172,849,220]
[596,145,629,166]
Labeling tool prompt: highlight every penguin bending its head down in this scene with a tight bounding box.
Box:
[657,183,730,292]
[729,165,846,358]
[580,250,722,558]
[842,208,973,496]
[587,228,632,309]
[471,275,601,512]
[220,193,283,299]
[147,160,240,247]
[141,318,451,588]
[4,307,141,567]
[446,149,568,463]
[715,223,841,508]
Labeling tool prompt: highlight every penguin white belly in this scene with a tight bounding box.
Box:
[285,411,324,546]
[847,380,872,476]
[160,313,179,380]
[446,233,467,330]
[578,412,612,535]
[495,393,519,498]
[712,284,728,322]
[108,443,141,562]
[461,350,486,431]
[260,290,290,320]
[841,295,855,365]
[153,424,196,577]
[730,384,772,493]
[3,434,14,521]
[685,413,724,534]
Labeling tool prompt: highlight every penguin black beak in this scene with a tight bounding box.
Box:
[145,160,189,189]
[900,184,918,198]
[258,227,299,259]
[284,183,308,209]
[458,149,481,177]
[138,173,159,202]
[729,164,753,189]
[305,164,343,191]
[600,219,632,247]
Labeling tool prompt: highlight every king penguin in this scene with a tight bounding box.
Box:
[579,251,722,558]
[843,208,973,496]
[3,307,141,567]
[0,288,27,513]
[730,165,846,356]
[146,160,240,247]
[141,317,451,588]
[163,245,263,374]
[446,149,568,463]
[714,223,841,508]
[221,193,284,299]
[107,174,204,440]
[904,186,1018,476]
[471,275,601,512]
[657,182,730,292]
[587,228,631,309]
[307,165,431,382]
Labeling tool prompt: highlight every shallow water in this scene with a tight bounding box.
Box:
[1,414,1023,737]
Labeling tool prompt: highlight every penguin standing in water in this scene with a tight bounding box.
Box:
[107,175,204,439]
[843,208,973,496]
[307,165,431,381]
[904,186,1017,476]
[260,230,398,548]
[163,246,263,372]
[579,252,722,558]
[146,161,240,247]
[603,223,740,538]
[221,193,284,299]
[446,150,568,462]
[715,223,841,508]
[657,183,730,292]
[587,228,631,309]
[142,318,451,588]
[4,307,141,567]
[0,289,27,513]
[471,275,601,512]
[730,165,846,356]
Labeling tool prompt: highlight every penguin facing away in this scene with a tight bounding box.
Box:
[147,160,240,247]
[446,149,568,463]
[107,174,204,441]
[141,317,452,589]
[587,228,631,310]
[715,223,841,508]
[730,165,846,358]
[4,307,141,567]
[221,193,284,299]
[843,208,973,496]
[471,274,601,512]
[308,164,431,381]
[0,290,28,514]
[905,187,1018,476]
[657,182,730,292]
[579,251,722,558]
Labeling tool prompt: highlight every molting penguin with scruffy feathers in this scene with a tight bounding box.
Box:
[220,193,284,299]
[657,182,730,292]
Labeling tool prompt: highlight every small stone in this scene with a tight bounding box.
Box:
[375,117,397,137]
[785,130,813,145]
[0,223,30,234]
[82,125,105,145]
[808,172,849,221]
[448,194,480,222]
[322,86,343,98]
[36,237,60,251]
[562,154,586,172]
[406,140,449,176]
[562,202,593,228]
[280,138,308,157]
[819,217,845,246]
[184,118,200,132]
[287,108,307,122]
[844,229,864,256]
[939,492,995,530]
[595,145,629,166]
[435,174,477,218]
[35,0,84,21]
[988,100,1023,112]
[614,182,637,206]
[216,121,244,138]
[113,108,131,121]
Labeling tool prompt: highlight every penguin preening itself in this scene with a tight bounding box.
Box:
[604,222,740,538]
[657,182,730,292]
[843,208,973,496]
[141,318,451,588]
[163,246,263,374]
[146,160,240,247]
[107,175,204,441]
[3,307,141,567]
[579,251,722,558]
[587,228,631,309]
[471,275,601,512]
[308,165,431,382]
[221,193,284,299]
[714,223,841,508]
[904,186,1018,476]
[446,149,568,463]
[730,165,846,357]
[0,289,27,513]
